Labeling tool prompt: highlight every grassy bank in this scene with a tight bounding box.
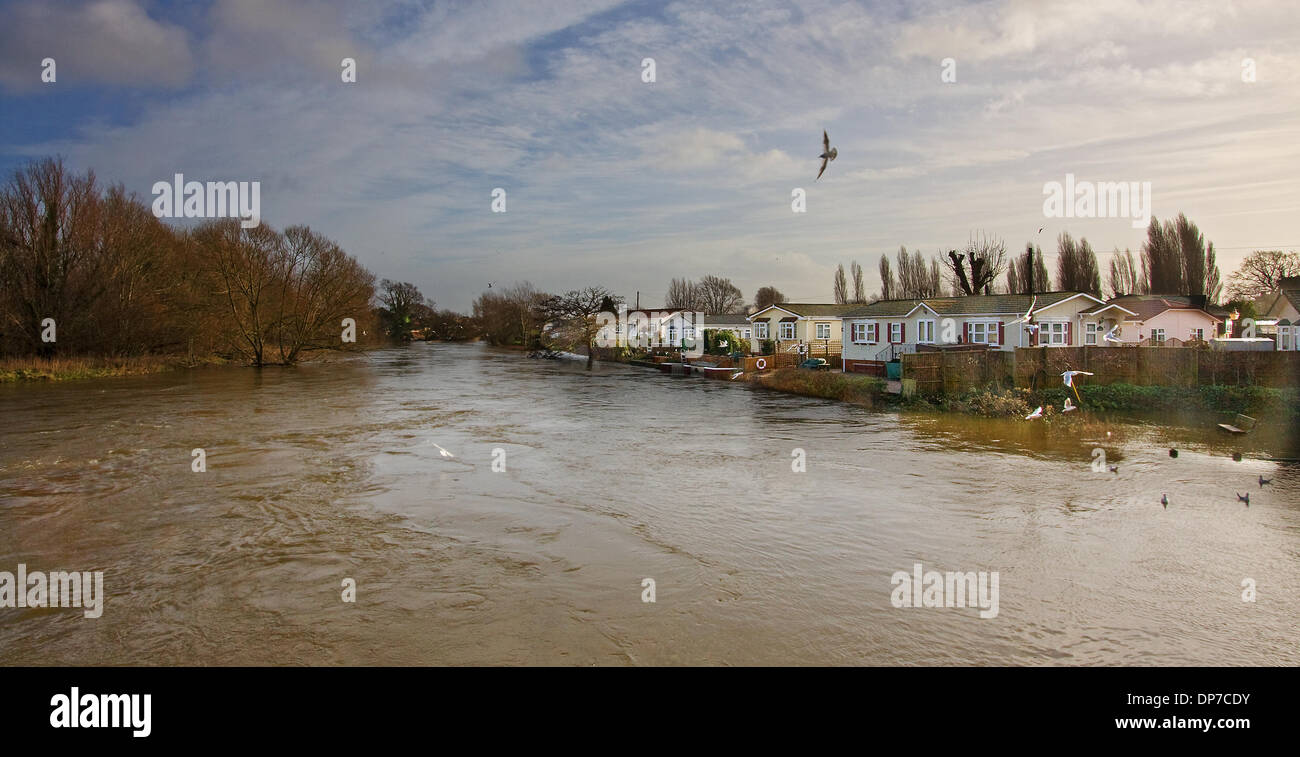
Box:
[0,354,199,382]
[750,367,886,407]
[895,382,1300,424]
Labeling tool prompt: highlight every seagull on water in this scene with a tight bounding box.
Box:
[431,443,456,459]
[1259,475,1271,487]
[1108,464,1118,473]
[1237,492,1250,506]
[1161,493,1169,508]
[816,130,837,180]
[1025,406,1043,420]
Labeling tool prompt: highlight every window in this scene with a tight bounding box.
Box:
[755,322,768,339]
[1192,328,1204,342]
[742,329,751,339]
[816,322,831,339]
[1277,326,1290,351]
[1041,322,1067,346]
[1151,328,1165,345]
[971,322,987,343]
[1085,323,1098,345]
[917,319,935,343]
[889,323,902,343]
[779,321,796,340]
[851,323,867,343]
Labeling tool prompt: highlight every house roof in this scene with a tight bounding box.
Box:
[841,291,1089,319]
[749,303,852,319]
[701,313,752,326]
[1080,294,1223,322]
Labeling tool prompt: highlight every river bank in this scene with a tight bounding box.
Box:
[0,348,382,382]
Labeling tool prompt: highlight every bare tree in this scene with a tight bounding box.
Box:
[696,274,744,313]
[1141,217,1182,294]
[754,285,785,310]
[541,287,623,370]
[1006,243,1050,294]
[665,277,701,310]
[1226,250,1300,299]
[944,231,1007,295]
[850,261,866,303]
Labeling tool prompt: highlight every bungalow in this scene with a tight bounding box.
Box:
[747,303,852,354]
[840,291,1107,374]
[700,313,753,341]
[1255,276,1300,351]
[1077,295,1225,347]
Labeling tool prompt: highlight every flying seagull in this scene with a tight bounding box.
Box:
[1025,406,1043,420]
[816,130,837,180]
[1061,370,1094,403]
[1258,475,1271,487]
[1103,324,1121,344]
[431,443,456,459]
[1237,492,1250,506]
[730,371,744,380]
[1062,397,1077,413]
[1011,295,1038,325]
[1108,464,1118,473]
[1161,493,1168,508]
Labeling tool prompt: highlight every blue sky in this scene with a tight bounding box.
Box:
[2,0,1298,310]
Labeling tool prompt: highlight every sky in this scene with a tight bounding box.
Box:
[1,0,1297,311]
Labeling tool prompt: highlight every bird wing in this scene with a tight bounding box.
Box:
[817,156,828,180]
[823,129,830,151]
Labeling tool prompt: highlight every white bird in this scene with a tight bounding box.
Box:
[1062,397,1077,412]
[431,443,455,459]
[1103,324,1121,343]
[1025,406,1043,420]
[816,130,837,180]
[730,371,744,380]
[1061,370,1093,388]
[1011,295,1038,325]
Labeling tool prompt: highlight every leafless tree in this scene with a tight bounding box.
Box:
[1107,248,1140,297]
[541,287,623,370]
[832,264,848,304]
[665,277,701,310]
[1055,232,1102,296]
[878,254,896,300]
[850,261,866,303]
[1226,250,1300,300]
[944,231,1007,295]
[696,274,744,313]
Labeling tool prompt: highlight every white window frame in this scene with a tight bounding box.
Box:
[1276,325,1290,350]
[1035,321,1066,346]
[971,322,988,344]
[816,322,831,339]
[1192,328,1204,342]
[755,322,768,339]
[779,321,796,340]
[867,322,879,344]
[1085,322,1098,345]
[917,319,935,344]
[889,322,902,343]
[1150,328,1165,345]
[851,323,867,343]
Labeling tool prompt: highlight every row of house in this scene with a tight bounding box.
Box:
[615,281,1300,369]
[743,292,1239,375]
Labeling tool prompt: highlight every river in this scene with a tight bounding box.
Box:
[1,342,1296,665]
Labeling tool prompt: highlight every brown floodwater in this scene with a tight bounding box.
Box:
[0,342,1296,665]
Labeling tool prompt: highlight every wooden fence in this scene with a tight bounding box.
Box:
[904,346,1300,395]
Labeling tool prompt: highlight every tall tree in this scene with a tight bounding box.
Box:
[1107,248,1140,297]
[878,254,896,300]
[377,279,430,343]
[1141,217,1182,294]
[1226,250,1300,300]
[1055,232,1102,296]
[696,274,744,313]
[1007,243,1050,294]
[754,285,785,310]
[832,264,848,304]
[850,261,866,303]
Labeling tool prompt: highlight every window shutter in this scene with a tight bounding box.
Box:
[997,321,1005,345]
[901,323,906,343]
[1067,322,1073,346]
[964,322,971,344]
